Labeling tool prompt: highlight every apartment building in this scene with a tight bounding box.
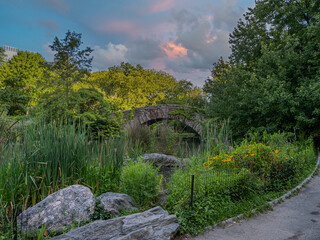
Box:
[3,45,19,60]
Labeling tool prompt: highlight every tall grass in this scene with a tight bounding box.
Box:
[0,120,126,208]
[201,118,232,154]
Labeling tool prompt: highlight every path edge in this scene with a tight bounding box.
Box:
[204,154,320,231]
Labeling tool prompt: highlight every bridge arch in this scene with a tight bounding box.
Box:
[111,104,204,135]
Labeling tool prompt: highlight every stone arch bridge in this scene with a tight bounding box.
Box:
[111,104,204,135]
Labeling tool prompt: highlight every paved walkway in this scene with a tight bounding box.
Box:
[191,170,320,240]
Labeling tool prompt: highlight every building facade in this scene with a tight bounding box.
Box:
[3,45,19,60]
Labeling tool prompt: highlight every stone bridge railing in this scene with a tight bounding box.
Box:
[111,104,204,135]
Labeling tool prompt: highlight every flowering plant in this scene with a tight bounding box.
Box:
[204,143,293,180]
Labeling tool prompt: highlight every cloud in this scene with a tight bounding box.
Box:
[161,41,187,58]
[211,0,242,30]
[92,43,128,70]
[126,38,166,62]
[42,42,55,62]
[170,9,199,34]
[162,9,230,74]
[94,20,142,37]
[146,0,178,14]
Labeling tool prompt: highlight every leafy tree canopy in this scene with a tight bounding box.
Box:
[229,0,320,65]
[205,0,320,139]
[0,51,46,115]
[48,30,93,106]
[89,62,205,111]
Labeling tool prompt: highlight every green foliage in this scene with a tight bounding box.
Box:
[0,51,46,115]
[166,131,316,234]
[88,62,204,111]
[46,30,93,108]
[0,120,126,207]
[205,0,320,139]
[125,121,183,155]
[36,88,120,137]
[229,0,319,65]
[91,199,112,221]
[125,124,153,153]
[0,113,17,152]
[121,159,160,208]
[201,118,232,155]
[88,63,176,110]
[70,88,121,137]
[169,107,193,120]
[160,80,206,109]
[166,167,255,234]
[0,47,6,65]
[37,224,47,240]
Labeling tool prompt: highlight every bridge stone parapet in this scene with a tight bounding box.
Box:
[111,104,204,135]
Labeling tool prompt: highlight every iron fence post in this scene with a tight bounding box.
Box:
[190,174,195,210]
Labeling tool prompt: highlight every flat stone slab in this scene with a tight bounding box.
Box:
[51,206,179,240]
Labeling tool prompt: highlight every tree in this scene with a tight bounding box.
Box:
[49,30,93,107]
[161,80,206,109]
[88,62,206,111]
[38,87,120,137]
[0,51,46,115]
[229,0,320,65]
[205,0,320,139]
[89,62,178,110]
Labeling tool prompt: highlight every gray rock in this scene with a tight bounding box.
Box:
[18,185,95,233]
[96,192,137,216]
[142,153,187,169]
[51,206,179,240]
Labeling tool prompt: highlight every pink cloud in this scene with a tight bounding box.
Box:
[95,21,142,36]
[206,35,217,44]
[161,41,188,58]
[147,0,177,14]
[95,20,175,39]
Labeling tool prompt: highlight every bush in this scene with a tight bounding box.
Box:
[120,159,160,208]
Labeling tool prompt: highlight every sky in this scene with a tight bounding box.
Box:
[0,0,254,87]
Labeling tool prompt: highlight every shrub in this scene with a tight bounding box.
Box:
[203,139,315,190]
[120,159,160,208]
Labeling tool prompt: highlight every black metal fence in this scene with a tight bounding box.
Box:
[186,169,251,209]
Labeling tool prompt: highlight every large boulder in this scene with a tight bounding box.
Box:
[142,153,187,170]
[96,192,137,216]
[51,206,179,240]
[18,185,95,233]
